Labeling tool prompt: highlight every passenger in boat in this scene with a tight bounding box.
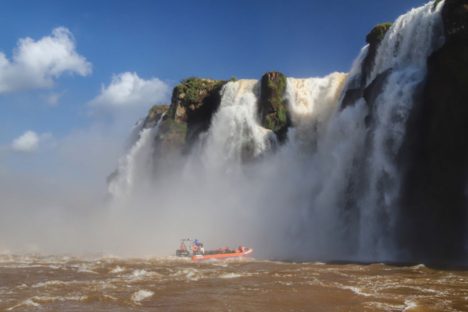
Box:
[192,239,204,255]
[236,246,245,253]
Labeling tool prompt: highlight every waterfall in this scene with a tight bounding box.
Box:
[108,1,459,262]
[368,1,444,84]
[108,114,164,199]
[201,80,275,171]
[356,1,444,259]
[285,73,347,150]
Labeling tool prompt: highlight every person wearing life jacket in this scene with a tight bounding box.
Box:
[236,246,246,253]
[192,239,204,255]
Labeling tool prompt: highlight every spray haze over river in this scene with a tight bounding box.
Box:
[1,0,467,310]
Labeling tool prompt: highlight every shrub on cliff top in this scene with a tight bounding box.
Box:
[366,22,392,45]
[175,77,224,104]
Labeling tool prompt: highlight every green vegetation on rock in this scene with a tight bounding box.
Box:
[154,77,227,153]
[366,23,392,46]
[174,77,224,108]
[258,72,289,140]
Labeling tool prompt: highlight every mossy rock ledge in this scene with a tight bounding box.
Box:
[154,77,226,153]
[258,71,290,142]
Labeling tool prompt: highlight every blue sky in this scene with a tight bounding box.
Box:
[0,0,428,181]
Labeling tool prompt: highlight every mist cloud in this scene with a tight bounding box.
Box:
[0,27,91,93]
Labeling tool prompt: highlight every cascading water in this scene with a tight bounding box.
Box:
[108,114,165,199]
[368,2,445,84]
[200,80,275,171]
[108,1,462,263]
[356,1,445,259]
[285,73,347,151]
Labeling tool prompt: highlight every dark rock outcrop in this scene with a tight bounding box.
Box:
[142,104,169,129]
[341,88,363,110]
[154,78,226,154]
[398,0,468,265]
[362,23,392,86]
[258,72,290,142]
[340,23,392,111]
[169,78,226,148]
[442,0,468,41]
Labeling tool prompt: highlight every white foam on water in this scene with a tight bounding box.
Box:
[172,268,202,281]
[364,301,406,312]
[402,299,419,311]
[131,289,154,303]
[339,285,372,297]
[110,265,125,274]
[76,265,98,274]
[32,280,68,288]
[7,295,87,311]
[128,269,158,280]
[7,299,41,311]
[410,264,427,270]
[219,273,242,279]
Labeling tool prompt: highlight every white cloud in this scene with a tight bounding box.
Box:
[89,72,170,112]
[0,27,91,93]
[11,131,40,152]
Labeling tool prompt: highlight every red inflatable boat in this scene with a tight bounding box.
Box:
[191,247,253,262]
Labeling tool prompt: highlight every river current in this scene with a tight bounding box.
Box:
[0,255,466,311]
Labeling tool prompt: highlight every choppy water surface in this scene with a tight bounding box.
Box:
[0,255,466,311]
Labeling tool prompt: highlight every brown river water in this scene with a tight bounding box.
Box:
[0,255,467,311]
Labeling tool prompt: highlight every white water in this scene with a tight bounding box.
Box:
[200,80,275,172]
[368,1,444,84]
[357,1,444,259]
[285,73,347,151]
[107,1,447,261]
[108,114,164,198]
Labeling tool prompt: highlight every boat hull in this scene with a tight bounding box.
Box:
[191,248,253,262]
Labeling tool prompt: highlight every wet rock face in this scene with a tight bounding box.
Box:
[170,78,224,122]
[142,105,169,129]
[362,23,392,86]
[340,23,392,111]
[154,118,188,154]
[442,0,468,41]
[169,78,225,148]
[397,0,468,264]
[258,72,290,142]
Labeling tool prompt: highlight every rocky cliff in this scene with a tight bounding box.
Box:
[112,0,468,266]
[399,0,468,263]
[145,72,292,156]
